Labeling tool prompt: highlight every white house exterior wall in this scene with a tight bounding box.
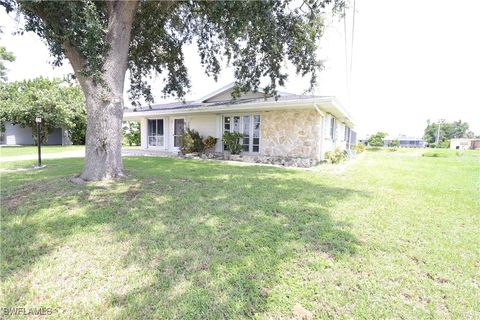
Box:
[321,114,334,155]
[336,122,347,151]
[184,114,217,138]
[135,108,350,160]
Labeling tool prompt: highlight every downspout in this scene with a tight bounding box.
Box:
[314,104,326,161]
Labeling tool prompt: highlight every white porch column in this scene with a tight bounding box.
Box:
[140,118,148,149]
[164,116,170,151]
[215,114,222,152]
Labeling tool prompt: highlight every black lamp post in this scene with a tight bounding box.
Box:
[35,117,45,168]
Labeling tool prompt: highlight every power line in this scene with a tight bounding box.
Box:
[350,0,356,95]
[343,4,349,96]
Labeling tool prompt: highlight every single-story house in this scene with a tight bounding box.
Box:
[0,122,71,146]
[123,83,355,161]
[358,135,425,148]
[383,136,425,148]
[450,138,480,150]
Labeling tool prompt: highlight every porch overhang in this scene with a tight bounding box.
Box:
[124,96,354,128]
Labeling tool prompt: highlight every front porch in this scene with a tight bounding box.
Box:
[125,112,263,155]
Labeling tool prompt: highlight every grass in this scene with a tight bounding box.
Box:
[0,145,85,158]
[1,149,479,319]
[0,145,140,158]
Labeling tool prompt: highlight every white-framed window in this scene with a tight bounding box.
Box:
[344,125,350,142]
[330,116,336,141]
[148,119,164,147]
[223,114,261,153]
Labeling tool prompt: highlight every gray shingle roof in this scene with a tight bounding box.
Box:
[129,93,323,113]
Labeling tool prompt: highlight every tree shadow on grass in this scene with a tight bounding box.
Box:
[1,157,369,318]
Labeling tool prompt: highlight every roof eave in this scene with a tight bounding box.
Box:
[124,97,355,127]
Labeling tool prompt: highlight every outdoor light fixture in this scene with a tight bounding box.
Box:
[35,116,45,168]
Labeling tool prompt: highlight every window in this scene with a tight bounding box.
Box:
[224,116,231,132]
[242,115,250,152]
[253,115,260,152]
[344,126,350,142]
[148,119,164,147]
[223,114,260,153]
[330,116,336,140]
[233,116,240,132]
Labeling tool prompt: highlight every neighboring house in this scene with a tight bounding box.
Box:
[450,138,480,150]
[123,83,355,161]
[383,135,425,148]
[358,135,425,148]
[0,122,71,146]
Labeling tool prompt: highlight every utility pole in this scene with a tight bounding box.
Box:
[436,119,445,145]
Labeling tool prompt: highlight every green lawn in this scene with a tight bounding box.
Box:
[0,145,85,158]
[0,145,140,158]
[1,150,479,319]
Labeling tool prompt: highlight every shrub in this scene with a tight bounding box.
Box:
[438,140,450,148]
[422,151,444,157]
[203,136,218,150]
[222,131,243,154]
[367,132,387,147]
[180,128,204,154]
[354,143,365,153]
[430,141,450,149]
[389,139,400,147]
[324,148,347,164]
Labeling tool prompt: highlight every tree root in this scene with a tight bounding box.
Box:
[69,176,87,184]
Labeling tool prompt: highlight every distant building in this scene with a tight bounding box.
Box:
[450,138,480,150]
[383,135,425,148]
[358,135,425,148]
[0,122,71,146]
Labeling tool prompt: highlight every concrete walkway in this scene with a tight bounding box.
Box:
[0,148,179,163]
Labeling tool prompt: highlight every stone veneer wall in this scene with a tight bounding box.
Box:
[260,109,322,160]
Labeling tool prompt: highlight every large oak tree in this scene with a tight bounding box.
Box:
[2,0,344,181]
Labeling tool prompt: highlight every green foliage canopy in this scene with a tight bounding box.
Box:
[122,121,141,146]
[2,0,344,105]
[423,120,474,145]
[0,46,15,82]
[0,77,86,143]
[367,132,387,147]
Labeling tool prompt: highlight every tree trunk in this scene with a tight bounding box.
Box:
[62,1,139,181]
[79,85,125,181]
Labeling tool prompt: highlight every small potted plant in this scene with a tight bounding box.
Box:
[222,132,243,159]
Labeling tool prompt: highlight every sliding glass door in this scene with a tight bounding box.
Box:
[223,114,261,153]
[148,119,164,147]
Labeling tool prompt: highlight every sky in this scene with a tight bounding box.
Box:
[1,0,479,138]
